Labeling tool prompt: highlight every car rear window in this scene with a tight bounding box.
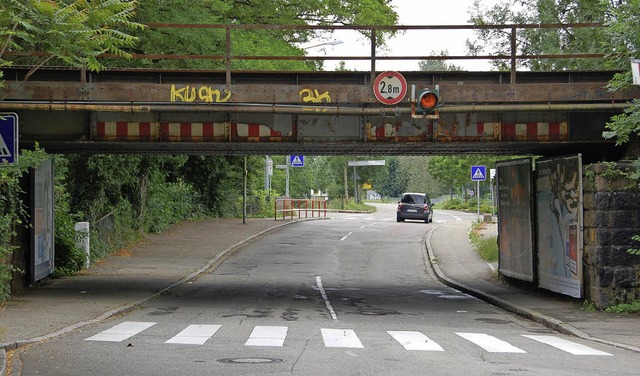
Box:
[401,194,426,205]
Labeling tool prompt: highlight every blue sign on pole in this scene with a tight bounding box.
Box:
[290,155,304,167]
[0,112,18,166]
[471,165,487,181]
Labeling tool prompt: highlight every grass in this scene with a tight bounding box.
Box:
[469,222,498,263]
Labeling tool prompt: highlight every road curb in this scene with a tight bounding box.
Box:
[0,218,314,373]
[424,225,640,354]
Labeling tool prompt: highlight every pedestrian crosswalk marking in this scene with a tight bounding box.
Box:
[522,335,612,356]
[321,328,364,348]
[165,324,221,345]
[245,326,288,347]
[456,332,526,353]
[387,331,444,351]
[85,321,156,342]
[84,322,614,356]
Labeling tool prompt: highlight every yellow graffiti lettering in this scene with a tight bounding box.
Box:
[171,85,232,103]
[299,88,332,103]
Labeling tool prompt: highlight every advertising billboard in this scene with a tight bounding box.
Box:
[535,155,583,298]
[31,159,55,282]
[496,158,535,282]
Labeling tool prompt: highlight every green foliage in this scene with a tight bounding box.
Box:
[628,235,640,256]
[0,0,144,75]
[143,170,203,233]
[436,197,495,215]
[113,0,398,70]
[582,300,598,312]
[0,145,51,300]
[327,199,375,213]
[604,300,640,314]
[469,226,499,263]
[467,0,610,71]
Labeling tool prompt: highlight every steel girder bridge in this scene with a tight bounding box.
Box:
[1,23,639,160]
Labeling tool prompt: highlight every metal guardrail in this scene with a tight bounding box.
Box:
[6,23,605,85]
[133,22,605,84]
[274,198,327,220]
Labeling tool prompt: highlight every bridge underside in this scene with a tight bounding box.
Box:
[3,68,638,161]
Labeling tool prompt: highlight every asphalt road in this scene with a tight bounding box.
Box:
[9,204,639,375]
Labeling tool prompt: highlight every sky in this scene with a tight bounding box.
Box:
[303,0,500,71]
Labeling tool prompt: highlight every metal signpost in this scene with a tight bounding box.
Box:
[0,112,18,166]
[471,165,487,220]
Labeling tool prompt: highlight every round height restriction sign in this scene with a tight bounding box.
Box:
[373,71,408,105]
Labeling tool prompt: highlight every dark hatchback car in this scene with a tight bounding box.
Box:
[397,192,433,223]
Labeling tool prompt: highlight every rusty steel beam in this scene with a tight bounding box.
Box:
[2,81,636,105]
[0,101,631,115]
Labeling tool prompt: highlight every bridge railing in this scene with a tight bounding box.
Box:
[7,23,605,84]
[274,198,328,221]
[130,23,605,84]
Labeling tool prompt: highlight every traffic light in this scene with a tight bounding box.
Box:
[412,87,440,118]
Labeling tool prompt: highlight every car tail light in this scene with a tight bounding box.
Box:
[424,204,430,212]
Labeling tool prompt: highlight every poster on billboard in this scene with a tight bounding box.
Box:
[496,158,535,282]
[535,155,583,298]
[31,159,55,282]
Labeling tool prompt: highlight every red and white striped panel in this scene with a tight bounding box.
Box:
[476,122,497,137]
[501,122,567,141]
[369,123,400,139]
[233,122,282,141]
[160,122,227,141]
[96,121,156,141]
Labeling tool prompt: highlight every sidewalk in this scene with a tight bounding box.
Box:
[2,215,639,375]
[426,218,640,353]
[0,218,301,376]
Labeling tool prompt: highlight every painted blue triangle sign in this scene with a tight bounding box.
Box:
[0,113,18,166]
[290,155,304,167]
[471,165,486,181]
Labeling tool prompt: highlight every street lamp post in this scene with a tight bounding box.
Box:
[302,40,343,50]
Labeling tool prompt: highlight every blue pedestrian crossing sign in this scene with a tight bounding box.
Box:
[0,113,18,166]
[471,165,487,181]
[290,155,304,167]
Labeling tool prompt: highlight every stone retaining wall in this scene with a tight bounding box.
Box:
[583,163,640,309]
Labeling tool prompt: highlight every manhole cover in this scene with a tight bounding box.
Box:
[217,358,283,364]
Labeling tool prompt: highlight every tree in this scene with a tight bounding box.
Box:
[466,0,609,71]
[0,0,144,85]
[418,50,463,71]
[114,0,399,70]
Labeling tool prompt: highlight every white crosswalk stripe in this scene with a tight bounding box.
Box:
[321,328,364,348]
[245,326,288,347]
[84,322,614,357]
[165,324,221,345]
[387,331,444,351]
[85,321,156,342]
[456,332,526,353]
[522,335,613,356]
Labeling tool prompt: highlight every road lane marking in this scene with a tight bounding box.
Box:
[456,332,526,353]
[522,335,612,356]
[245,326,288,347]
[321,329,364,348]
[165,324,221,345]
[316,276,338,320]
[85,321,156,342]
[340,232,352,241]
[387,331,445,351]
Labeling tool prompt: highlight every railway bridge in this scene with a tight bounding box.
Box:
[1,67,638,161]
